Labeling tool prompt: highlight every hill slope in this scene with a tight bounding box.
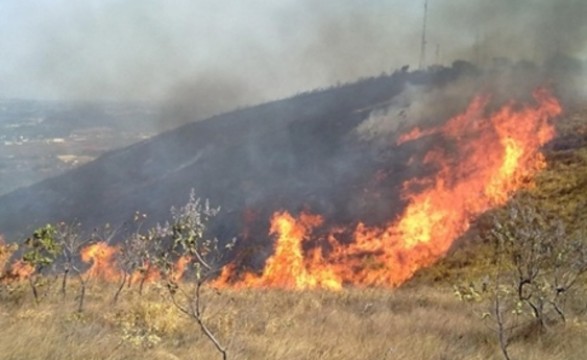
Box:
[0,65,468,241]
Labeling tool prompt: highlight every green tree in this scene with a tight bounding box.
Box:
[22,224,61,303]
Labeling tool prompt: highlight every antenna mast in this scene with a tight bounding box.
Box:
[418,0,429,70]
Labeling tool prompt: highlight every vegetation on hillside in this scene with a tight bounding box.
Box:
[412,107,587,359]
[0,108,586,360]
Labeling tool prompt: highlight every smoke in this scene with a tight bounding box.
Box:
[355,57,587,146]
[357,76,481,141]
[355,0,587,142]
[0,0,585,131]
[158,73,255,130]
[427,0,587,64]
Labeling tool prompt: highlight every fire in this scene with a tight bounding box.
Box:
[0,88,563,291]
[0,237,15,274]
[4,260,35,281]
[219,88,562,289]
[172,256,191,283]
[396,126,435,145]
[80,242,191,284]
[129,261,160,285]
[219,212,342,290]
[80,242,120,281]
[1,237,34,282]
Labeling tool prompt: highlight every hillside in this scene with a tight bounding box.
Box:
[1,120,586,358]
[1,60,584,285]
[0,64,469,241]
[412,107,587,284]
[1,65,587,359]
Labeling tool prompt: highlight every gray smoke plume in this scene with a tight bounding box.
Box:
[0,0,585,131]
[430,0,587,64]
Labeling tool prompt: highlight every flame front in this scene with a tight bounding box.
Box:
[0,88,563,290]
[219,88,562,289]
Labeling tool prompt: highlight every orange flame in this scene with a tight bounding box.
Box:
[0,237,34,282]
[128,257,190,285]
[80,241,191,285]
[172,255,190,283]
[5,260,35,281]
[219,88,562,289]
[80,242,120,281]
[218,212,342,290]
[396,126,435,145]
[130,261,161,285]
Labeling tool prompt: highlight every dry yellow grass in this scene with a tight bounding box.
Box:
[1,280,586,360]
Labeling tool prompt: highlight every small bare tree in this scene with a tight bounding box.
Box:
[490,199,587,329]
[129,213,156,296]
[72,223,121,312]
[54,222,87,299]
[113,213,152,302]
[152,190,235,360]
[457,197,587,360]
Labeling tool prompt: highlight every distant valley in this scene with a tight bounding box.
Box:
[0,99,158,195]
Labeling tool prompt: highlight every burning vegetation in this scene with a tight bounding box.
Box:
[215,87,562,289]
[1,78,586,360]
[2,86,561,291]
[80,242,120,281]
[1,1,587,358]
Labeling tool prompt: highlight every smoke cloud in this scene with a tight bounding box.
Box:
[429,0,587,64]
[0,0,585,130]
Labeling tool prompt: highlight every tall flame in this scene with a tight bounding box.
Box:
[216,212,342,290]
[219,88,562,289]
[80,242,120,281]
[172,256,191,283]
[1,237,34,282]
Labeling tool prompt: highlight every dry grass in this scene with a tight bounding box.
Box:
[1,280,586,360]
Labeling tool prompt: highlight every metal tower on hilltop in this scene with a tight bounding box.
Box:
[418,0,429,70]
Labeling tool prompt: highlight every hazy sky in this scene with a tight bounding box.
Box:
[0,1,585,104]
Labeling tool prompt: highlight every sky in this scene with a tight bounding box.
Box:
[0,1,585,107]
[0,1,419,103]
